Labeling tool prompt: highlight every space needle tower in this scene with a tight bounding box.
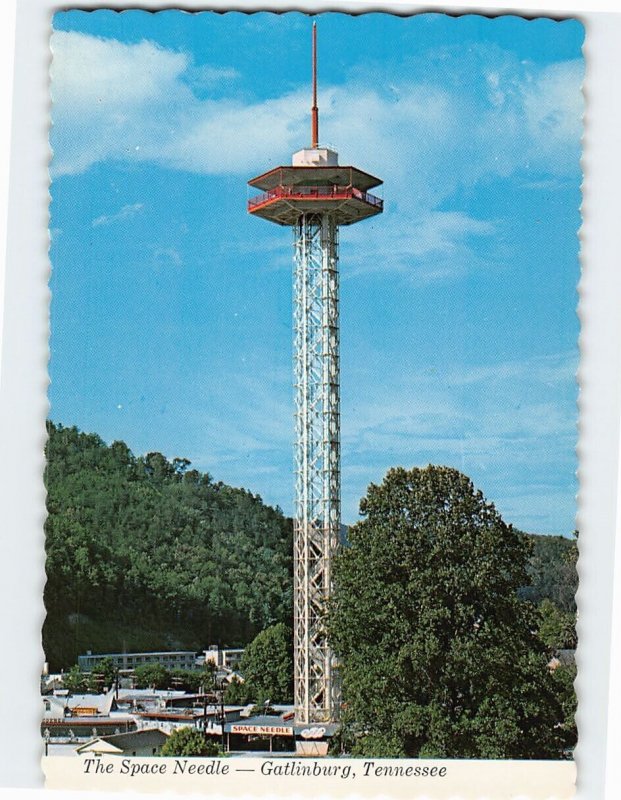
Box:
[248,23,383,725]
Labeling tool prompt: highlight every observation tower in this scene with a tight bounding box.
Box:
[247,23,383,725]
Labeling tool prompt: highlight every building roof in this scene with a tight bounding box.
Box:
[43,690,117,718]
[138,704,243,721]
[223,670,244,683]
[67,692,116,714]
[76,728,169,755]
[137,711,201,721]
[115,689,188,704]
[231,714,293,727]
[248,165,382,193]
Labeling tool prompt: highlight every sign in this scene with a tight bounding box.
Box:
[73,708,99,717]
[300,726,326,740]
[230,724,293,737]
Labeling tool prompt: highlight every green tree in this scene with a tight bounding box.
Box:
[200,662,217,692]
[520,532,577,613]
[169,666,215,693]
[551,663,577,751]
[327,466,565,759]
[169,669,199,692]
[90,657,117,691]
[223,676,251,705]
[160,727,222,757]
[133,663,171,689]
[235,623,293,705]
[44,421,293,671]
[538,598,577,651]
[62,664,88,694]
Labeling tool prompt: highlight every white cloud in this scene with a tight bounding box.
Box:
[152,88,309,175]
[50,32,187,107]
[339,351,577,531]
[522,60,584,175]
[446,351,577,387]
[342,352,576,438]
[185,63,240,87]
[92,202,144,227]
[341,209,499,282]
[49,31,582,284]
[50,31,583,185]
[152,246,182,267]
[50,31,191,176]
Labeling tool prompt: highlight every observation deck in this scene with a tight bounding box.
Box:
[248,164,383,226]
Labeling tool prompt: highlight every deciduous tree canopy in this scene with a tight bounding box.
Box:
[224,623,293,705]
[160,727,221,757]
[44,422,292,670]
[520,533,578,613]
[538,598,577,651]
[327,466,567,759]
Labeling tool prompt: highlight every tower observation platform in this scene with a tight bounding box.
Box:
[248,161,383,226]
[247,23,383,727]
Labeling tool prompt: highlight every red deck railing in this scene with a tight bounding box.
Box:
[248,184,383,211]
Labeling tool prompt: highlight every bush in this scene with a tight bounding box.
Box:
[160,726,222,757]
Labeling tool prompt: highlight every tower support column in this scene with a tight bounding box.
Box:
[293,212,341,724]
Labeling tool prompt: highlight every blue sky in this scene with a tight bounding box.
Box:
[49,12,583,535]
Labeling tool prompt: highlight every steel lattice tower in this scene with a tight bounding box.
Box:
[248,23,383,724]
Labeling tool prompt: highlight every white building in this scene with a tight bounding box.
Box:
[78,650,199,672]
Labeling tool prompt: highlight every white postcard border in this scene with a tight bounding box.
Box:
[1,2,621,798]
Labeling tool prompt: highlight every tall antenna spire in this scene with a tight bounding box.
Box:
[311,21,319,148]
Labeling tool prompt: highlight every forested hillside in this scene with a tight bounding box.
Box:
[521,533,577,613]
[44,422,576,672]
[44,422,293,670]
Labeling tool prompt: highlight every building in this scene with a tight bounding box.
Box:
[223,707,337,755]
[42,688,136,753]
[43,689,118,719]
[75,728,169,757]
[78,650,200,673]
[135,703,245,737]
[203,645,244,671]
[42,715,136,752]
[114,688,188,710]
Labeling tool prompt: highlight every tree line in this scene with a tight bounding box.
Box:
[44,421,292,670]
[44,423,576,759]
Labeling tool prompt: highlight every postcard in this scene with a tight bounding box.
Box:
[3,2,620,798]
